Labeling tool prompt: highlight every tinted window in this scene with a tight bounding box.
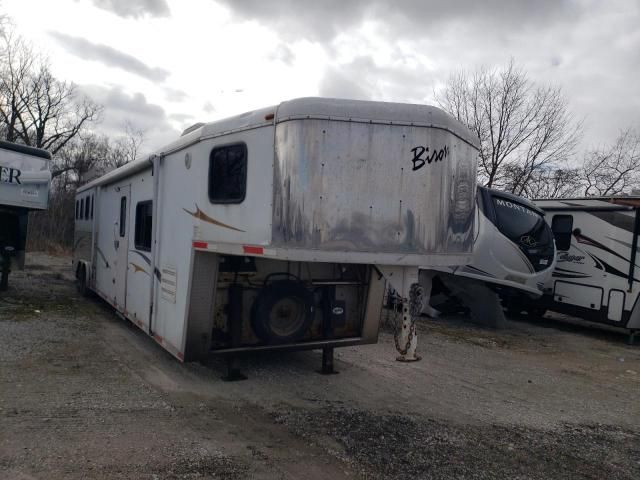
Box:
[551,215,573,251]
[208,143,247,203]
[119,196,127,237]
[80,198,84,220]
[75,200,79,220]
[84,196,90,219]
[493,197,546,238]
[492,196,554,271]
[91,195,94,219]
[135,201,153,251]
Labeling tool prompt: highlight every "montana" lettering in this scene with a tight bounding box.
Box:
[0,165,21,184]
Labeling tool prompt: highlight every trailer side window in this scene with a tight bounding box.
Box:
[84,195,90,220]
[208,143,247,204]
[551,215,573,251]
[91,195,94,219]
[80,198,84,220]
[119,196,127,237]
[75,200,79,220]
[135,201,153,251]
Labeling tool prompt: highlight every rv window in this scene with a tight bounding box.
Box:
[91,195,94,219]
[208,143,247,204]
[551,215,573,251]
[119,196,127,237]
[84,196,90,220]
[135,201,153,251]
[80,198,84,220]
[75,200,79,220]
[492,197,545,240]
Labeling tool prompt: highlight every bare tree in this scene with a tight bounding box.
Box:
[0,30,35,142]
[436,59,582,196]
[0,29,102,154]
[52,133,110,186]
[106,121,145,170]
[582,128,640,196]
[516,166,581,199]
[51,122,145,188]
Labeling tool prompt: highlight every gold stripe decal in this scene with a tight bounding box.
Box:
[129,262,149,275]
[183,204,245,232]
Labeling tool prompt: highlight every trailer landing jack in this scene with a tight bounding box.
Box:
[223,356,247,382]
[0,246,15,292]
[319,347,338,374]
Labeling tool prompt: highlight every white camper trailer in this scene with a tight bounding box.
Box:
[0,141,52,289]
[73,98,479,375]
[434,187,556,294]
[411,187,556,326]
[533,196,640,341]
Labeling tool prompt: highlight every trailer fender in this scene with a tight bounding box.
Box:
[75,260,92,296]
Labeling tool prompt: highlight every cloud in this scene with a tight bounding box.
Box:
[88,0,170,19]
[165,87,188,102]
[216,0,575,42]
[50,32,170,82]
[319,55,433,103]
[168,113,194,122]
[319,66,371,101]
[80,85,180,152]
[268,44,295,65]
[203,102,216,113]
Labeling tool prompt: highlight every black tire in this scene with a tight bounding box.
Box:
[250,280,315,344]
[77,265,89,297]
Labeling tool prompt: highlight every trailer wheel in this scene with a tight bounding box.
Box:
[77,265,89,297]
[251,280,314,344]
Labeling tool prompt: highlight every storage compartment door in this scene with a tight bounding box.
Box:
[553,281,602,310]
[607,290,625,322]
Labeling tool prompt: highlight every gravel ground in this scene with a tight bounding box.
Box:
[1,253,639,479]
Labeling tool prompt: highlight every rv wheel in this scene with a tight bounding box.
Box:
[251,280,314,344]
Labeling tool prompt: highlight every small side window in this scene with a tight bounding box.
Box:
[208,143,247,204]
[551,215,573,251]
[135,201,153,251]
[84,196,90,220]
[91,195,94,219]
[75,200,79,220]
[119,196,127,237]
[80,198,84,220]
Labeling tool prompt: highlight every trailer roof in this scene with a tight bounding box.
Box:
[0,140,52,160]
[535,195,640,202]
[534,197,640,211]
[78,97,479,193]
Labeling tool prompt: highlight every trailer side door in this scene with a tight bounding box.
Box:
[114,185,131,310]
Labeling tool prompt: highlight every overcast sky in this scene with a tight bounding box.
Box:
[4,0,639,157]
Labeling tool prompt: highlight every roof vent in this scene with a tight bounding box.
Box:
[181,122,205,136]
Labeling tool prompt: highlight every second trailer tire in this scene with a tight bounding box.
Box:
[251,280,315,344]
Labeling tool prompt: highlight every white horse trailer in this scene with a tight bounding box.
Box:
[533,196,640,342]
[416,187,556,327]
[73,98,479,376]
[0,141,52,290]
